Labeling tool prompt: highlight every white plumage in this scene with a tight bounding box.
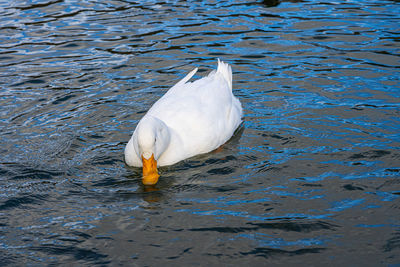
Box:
[124,59,242,168]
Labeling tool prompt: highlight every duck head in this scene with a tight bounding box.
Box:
[135,116,170,185]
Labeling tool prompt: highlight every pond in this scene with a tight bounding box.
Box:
[0,0,399,265]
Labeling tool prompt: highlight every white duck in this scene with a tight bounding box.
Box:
[124,59,243,185]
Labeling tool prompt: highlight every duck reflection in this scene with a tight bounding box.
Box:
[141,184,165,203]
[118,172,175,204]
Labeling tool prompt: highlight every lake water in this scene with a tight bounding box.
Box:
[1,0,399,265]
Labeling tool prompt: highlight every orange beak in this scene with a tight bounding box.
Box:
[142,154,160,185]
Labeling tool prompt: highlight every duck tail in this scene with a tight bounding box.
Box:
[176,67,198,86]
[217,58,232,90]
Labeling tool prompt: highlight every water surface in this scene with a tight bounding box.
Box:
[0,0,399,265]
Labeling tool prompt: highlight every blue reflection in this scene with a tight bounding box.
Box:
[234,233,329,248]
[329,199,365,212]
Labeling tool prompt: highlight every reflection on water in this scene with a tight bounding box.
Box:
[0,0,399,265]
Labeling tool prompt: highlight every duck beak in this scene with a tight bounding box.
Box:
[142,154,160,185]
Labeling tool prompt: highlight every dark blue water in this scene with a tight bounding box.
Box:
[1,0,399,265]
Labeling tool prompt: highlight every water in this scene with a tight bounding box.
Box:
[1,0,399,265]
